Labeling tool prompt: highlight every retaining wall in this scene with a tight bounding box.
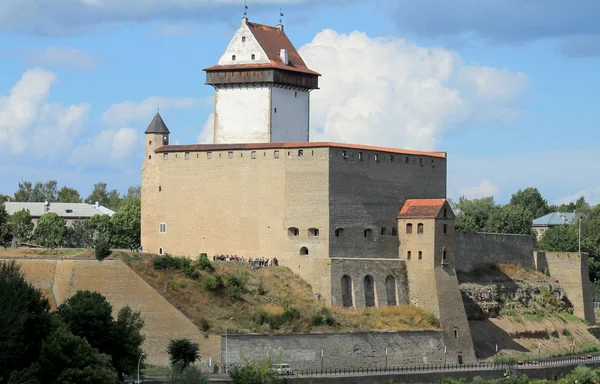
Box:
[455,232,534,273]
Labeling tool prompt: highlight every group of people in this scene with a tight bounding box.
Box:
[212,254,279,267]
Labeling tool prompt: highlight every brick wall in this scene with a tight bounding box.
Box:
[222,331,444,370]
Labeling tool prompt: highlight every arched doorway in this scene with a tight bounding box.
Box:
[385,275,397,306]
[341,275,353,308]
[364,275,375,307]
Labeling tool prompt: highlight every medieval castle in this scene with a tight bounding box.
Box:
[141,16,595,365]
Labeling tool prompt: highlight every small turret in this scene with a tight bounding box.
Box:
[145,111,170,162]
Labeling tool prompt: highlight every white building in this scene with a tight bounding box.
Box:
[4,201,115,227]
[203,17,320,144]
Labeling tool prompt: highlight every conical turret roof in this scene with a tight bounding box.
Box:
[145,112,170,134]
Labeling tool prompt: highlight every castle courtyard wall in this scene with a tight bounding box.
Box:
[222,331,445,370]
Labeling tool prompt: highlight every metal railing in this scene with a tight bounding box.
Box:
[289,353,600,377]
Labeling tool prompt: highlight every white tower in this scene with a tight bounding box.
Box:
[203,17,320,144]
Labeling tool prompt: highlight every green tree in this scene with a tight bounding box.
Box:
[454,196,500,233]
[10,209,34,243]
[64,220,94,248]
[0,203,10,246]
[110,306,146,378]
[488,205,534,235]
[95,239,112,261]
[0,261,53,382]
[36,327,119,384]
[167,339,200,370]
[33,213,65,248]
[537,224,578,252]
[170,364,209,384]
[85,182,122,211]
[57,291,114,354]
[89,214,112,245]
[0,195,10,203]
[509,187,549,219]
[110,202,141,250]
[229,357,278,384]
[13,181,33,202]
[56,187,82,203]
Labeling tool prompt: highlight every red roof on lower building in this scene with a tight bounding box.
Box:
[398,199,447,219]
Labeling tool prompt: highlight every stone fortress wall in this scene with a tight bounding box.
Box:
[11,259,218,367]
[223,331,445,370]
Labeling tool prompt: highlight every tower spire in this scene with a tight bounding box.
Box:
[279,8,284,24]
[243,0,248,17]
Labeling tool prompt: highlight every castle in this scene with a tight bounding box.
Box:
[140,16,594,365]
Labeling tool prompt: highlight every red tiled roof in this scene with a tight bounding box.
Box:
[203,22,320,76]
[398,199,447,219]
[154,142,447,159]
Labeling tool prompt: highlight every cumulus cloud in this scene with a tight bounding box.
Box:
[294,30,528,150]
[0,68,90,157]
[101,96,200,126]
[457,180,499,199]
[70,127,140,166]
[554,187,600,206]
[197,113,214,144]
[0,0,344,35]
[13,47,100,70]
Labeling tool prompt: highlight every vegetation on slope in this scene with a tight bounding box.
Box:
[120,252,439,335]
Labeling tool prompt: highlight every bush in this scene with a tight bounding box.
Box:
[226,274,247,300]
[195,254,213,271]
[170,364,209,384]
[312,308,335,326]
[199,318,210,333]
[95,239,112,261]
[427,312,440,327]
[167,339,199,370]
[229,358,278,384]
[202,275,222,292]
[183,266,200,280]
[153,254,177,270]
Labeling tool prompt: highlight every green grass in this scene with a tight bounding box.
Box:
[143,365,172,376]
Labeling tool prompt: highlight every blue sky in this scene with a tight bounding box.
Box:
[0,0,598,205]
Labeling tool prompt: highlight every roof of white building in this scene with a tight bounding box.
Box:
[532,212,575,227]
[4,202,115,218]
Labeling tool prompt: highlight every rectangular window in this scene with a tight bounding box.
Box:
[390,155,394,162]
[185,152,190,160]
[407,251,411,260]
[298,149,303,157]
[228,151,233,159]
[374,154,379,162]
[358,152,363,161]
[418,251,423,260]
[274,150,280,159]
[443,224,448,234]
[163,153,168,160]
[159,223,166,233]
[251,151,257,159]
[207,152,212,159]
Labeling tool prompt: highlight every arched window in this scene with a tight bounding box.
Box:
[364,275,375,307]
[159,247,163,255]
[391,227,397,236]
[334,228,344,237]
[232,55,236,61]
[288,227,299,237]
[308,228,319,237]
[406,223,413,234]
[364,228,373,238]
[241,36,246,42]
[300,247,309,256]
[341,275,353,308]
[407,251,411,260]
[442,248,447,264]
[251,54,255,60]
[149,140,152,145]
[418,251,423,260]
[380,227,387,236]
[417,223,424,234]
[148,155,151,161]
[385,276,397,306]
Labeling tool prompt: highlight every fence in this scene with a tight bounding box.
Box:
[290,353,600,377]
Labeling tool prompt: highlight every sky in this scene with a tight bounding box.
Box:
[0,0,599,206]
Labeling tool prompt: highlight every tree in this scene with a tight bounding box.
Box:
[85,182,110,207]
[509,187,549,219]
[0,195,10,203]
[33,213,65,248]
[453,196,500,233]
[488,205,533,235]
[10,209,34,243]
[229,357,278,384]
[110,202,141,250]
[167,339,200,369]
[0,261,53,382]
[89,214,112,245]
[171,365,209,384]
[537,224,578,253]
[95,239,112,261]
[56,187,82,203]
[57,291,114,354]
[35,327,120,384]
[64,220,94,248]
[110,306,146,378]
[0,203,10,247]
[13,181,33,202]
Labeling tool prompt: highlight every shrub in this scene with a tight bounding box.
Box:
[153,254,177,270]
[427,312,439,327]
[95,239,112,261]
[195,254,213,271]
[170,364,209,384]
[226,274,247,300]
[183,266,200,280]
[311,308,335,326]
[167,339,199,370]
[202,275,222,292]
[199,318,210,333]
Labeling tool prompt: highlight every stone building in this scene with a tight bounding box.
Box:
[142,16,477,362]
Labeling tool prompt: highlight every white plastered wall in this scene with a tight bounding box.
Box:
[270,87,310,142]
[214,85,271,143]
[217,22,269,65]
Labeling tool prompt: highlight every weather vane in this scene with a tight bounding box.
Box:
[279,8,284,24]
[243,0,248,17]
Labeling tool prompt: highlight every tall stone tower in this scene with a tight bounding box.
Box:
[144,111,170,161]
[398,199,476,364]
[203,17,320,144]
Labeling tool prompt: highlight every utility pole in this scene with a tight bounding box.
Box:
[579,214,582,253]
[225,317,234,375]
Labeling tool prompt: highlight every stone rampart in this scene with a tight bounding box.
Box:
[535,252,595,324]
[222,331,444,371]
[12,259,216,367]
[455,232,534,273]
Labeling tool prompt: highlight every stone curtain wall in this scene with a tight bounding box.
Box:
[222,331,445,370]
[535,252,596,324]
[454,232,535,273]
[12,259,217,367]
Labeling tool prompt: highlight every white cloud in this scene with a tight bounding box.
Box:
[15,47,100,70]
[197,113,214,144]
[0,68,90,157]
[457,179,499,199]
[296,30,528,150]
[101,96,200,126]
[70,127,140,166]
[554,187,600,206]
[148,24,200,37]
